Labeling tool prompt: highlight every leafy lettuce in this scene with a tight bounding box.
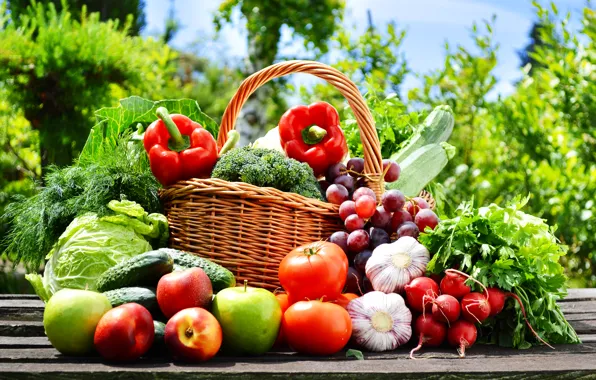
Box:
[26,200,168,302]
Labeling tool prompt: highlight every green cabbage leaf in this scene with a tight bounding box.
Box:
[26,200,168,302]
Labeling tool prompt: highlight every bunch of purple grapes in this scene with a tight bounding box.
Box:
[326,164,440,295]
[319,157,401,203]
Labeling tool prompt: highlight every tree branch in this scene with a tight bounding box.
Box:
[4,142,39,179]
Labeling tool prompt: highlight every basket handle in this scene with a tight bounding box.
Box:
[218,60,385,197]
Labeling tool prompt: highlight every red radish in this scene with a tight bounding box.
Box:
[461,292,491,323]
[405,277,439,313]
[410,314,447,359]
[486,287,506,316]
[446,270,555,350]
[440,271,471,299]
[447,320,477,358]
[431,294,460,324]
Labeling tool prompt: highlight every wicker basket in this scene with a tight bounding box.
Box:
[160,60,427,290]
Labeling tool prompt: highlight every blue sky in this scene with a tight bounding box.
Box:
[143,0,588,98]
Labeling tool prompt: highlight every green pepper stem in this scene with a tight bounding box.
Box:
[156,107,187,151]
[301,125,328,145]
[219,130,240,156]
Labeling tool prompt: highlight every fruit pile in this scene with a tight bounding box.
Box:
[43,249,283,362]
[324,157,439,296]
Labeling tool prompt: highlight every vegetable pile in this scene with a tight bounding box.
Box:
[3,92,581,364]
[420,198,580,348]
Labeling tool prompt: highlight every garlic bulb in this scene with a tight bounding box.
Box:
[365,236,430,294]
[347,291,412,352]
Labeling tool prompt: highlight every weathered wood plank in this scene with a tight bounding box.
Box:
[0,295,38,300]
[560,289,596,302]
[0,299,44,321]
[0,320,44,337]
[559,301,596,314]
[0,336,52,348]
[1,342,595,362]
[1,350,596,379]
[571,319,596,335]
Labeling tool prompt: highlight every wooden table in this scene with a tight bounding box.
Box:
[1,289,595,379]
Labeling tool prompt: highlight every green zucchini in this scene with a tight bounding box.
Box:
[96,250,174,292]
[387,142,455,197]
[391,105,454,163]
[161,248,236,292]
[102,287,158,311]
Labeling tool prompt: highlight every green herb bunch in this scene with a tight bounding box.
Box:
[0,134,161,269]
[420,197,580,348]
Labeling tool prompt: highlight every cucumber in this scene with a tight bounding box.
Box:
[387,143,455,197]
[103,287,158,311]
[391,105,454,163]
[153,320,166,347]
[160,248,236,292]
[96,250,174,292]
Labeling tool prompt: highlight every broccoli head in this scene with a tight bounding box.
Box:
[211,147,323,200]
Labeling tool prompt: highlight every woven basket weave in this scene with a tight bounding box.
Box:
[160,60,429,290]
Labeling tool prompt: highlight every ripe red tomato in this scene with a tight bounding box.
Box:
[274,293,291,348]
[279,242,348,303]
[283,300,352,355]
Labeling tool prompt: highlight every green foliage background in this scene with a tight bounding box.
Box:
[0,0,595,288]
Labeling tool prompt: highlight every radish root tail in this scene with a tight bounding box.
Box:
[506,292,555,350]
[457,339,468,358]
[409,336,424,360]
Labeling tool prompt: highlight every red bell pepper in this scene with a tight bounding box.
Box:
[278,102,348,177]
[143,107,218,186]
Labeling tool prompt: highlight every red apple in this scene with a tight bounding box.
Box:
[157,268,213,318]
[165,307,222,362]
[94,303,154,361]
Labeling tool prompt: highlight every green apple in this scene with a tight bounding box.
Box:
[212,282,281,355]
[44,289,112,355]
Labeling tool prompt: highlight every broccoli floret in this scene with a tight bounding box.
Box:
[211,147,323,201]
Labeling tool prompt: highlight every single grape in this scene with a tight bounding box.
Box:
[355,195,376,219]
[354,177,367,189]
[369,227,391,249]
[326,184,349,205]
[329,231,349,253]
[347,230,370,253]
[346,157,365,174]
[326,163,347,183]
[391,209,413,233]
[354,249,373,274]
[339,200,357,221]
[382,159,401,182]
[344,267,363,295]
[319,180,331,193]
[353,187,376,202]
[334,175,355,193]
[381,189,406,212]
[370,206,392,229]
[415,209,440,232]
[345,214,365,232]
[405,197,430,217]
[397,221,419,239]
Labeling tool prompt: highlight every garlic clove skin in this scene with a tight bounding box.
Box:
[365,236,430,294]
[347,291,412,352]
